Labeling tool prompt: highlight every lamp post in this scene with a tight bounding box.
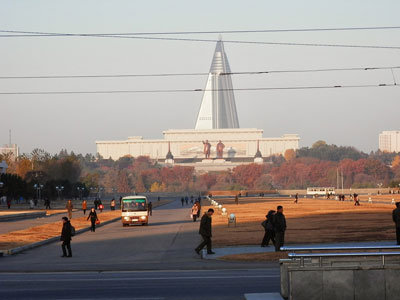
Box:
[55,186,64,200]
[77,187,84,200]
[0,182,4,199]
[33,184,44,204]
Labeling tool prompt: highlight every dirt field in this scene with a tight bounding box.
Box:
[205,196,397,247]
[0,200,171,250]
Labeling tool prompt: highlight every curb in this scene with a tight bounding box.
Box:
[0,211,47,222]
[0,217,120,256]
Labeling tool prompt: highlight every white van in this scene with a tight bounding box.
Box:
[121,196,149,226]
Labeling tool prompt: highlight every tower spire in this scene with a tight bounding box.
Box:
[195,38,240,129]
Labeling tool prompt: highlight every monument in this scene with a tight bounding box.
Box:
[96,38,300,171]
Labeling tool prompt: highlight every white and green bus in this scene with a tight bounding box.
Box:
[121,196,149,226]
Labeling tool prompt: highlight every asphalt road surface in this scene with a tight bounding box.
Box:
[0,269,280,300]
[0,199,280,299]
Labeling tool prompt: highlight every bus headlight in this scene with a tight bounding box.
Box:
[140,216,147,220]
[124,217,130,221]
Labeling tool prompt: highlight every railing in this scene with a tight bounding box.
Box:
[281,245,400,267]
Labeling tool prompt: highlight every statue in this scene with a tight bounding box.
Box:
[203,140,211,159]
[216,140,225,159]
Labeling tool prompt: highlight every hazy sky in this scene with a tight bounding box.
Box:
[1,0,400,155]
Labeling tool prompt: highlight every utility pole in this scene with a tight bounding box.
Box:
[341,169,344,194]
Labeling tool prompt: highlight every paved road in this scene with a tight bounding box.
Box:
[0,269,280,300]
[0,200,277,272]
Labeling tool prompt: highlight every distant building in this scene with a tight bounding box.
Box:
[0,144,19,160]
[96,39,300,170]
[0,160,8,174]
[379,131,400,153]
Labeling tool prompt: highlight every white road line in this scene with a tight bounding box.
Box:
[0,274,278,282]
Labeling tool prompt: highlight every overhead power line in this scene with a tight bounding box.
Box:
[1,29,400,50]
[2,26,400,36]
[0,83,397,95]
[1,66,399,80]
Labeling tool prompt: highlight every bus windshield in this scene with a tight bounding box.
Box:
[122,198,147,211]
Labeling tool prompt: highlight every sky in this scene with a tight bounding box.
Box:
[1,0,400,155]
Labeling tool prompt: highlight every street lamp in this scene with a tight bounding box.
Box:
[77,187,84,200]
[55,186,64,200]
[33,184,44,203]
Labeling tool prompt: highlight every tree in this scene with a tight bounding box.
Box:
[284,149,296,161]
[392,155,400,168]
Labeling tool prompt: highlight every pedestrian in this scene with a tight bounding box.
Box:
[6,198,11,209]
[98,200,104,212]
[158,196,160,202]
[393,202,400,245]
[148,201,153,216]
[235,195,239,205]
[119,196,122,207]
[195,208,215,255]
[60,217,72,257]
[66,199,73,219]
[44,197,51,210]
[29,199,35,209]
[87,208,99,232]
[94,198,99,210]
[261,210,276,247]
[110,198,116,211]
[181,197,184,207]
[294,193,298,204]
[185,196,189,205]
[274,205,286,252]
[191,203,199,222]
[354,193,360,206]
[195,200,201,218]
[190,195,194,204]
[82,200,87,215]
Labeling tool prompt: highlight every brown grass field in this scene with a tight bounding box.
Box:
[206,196,398,247]
[0,200,171,251]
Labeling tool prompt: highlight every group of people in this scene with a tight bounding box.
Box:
[181,195,201,207]
[261,205,287,252]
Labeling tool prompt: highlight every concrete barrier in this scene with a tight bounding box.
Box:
[280,256,400,300]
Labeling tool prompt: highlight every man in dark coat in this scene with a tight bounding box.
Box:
[392,202,400,245]
[195,208,215,255]
[261,210,276,247]
[60,217,72,257]
[274,205,287,252]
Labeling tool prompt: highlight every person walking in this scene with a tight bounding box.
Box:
[274,205,286,252]
[235,195,239,205]
[354,193,360,206]
[148,201,153,216]
[44,197,51,210]
[195,208,215,255]
[185,196,189,205]
[261,210,276,247]
[181,197,184,207]
[87,208,99,232]
[98,200,104,212]
[110,198,116,211]
[66,199,73,219]
[60,217,72,257]
[6,198,11,209]
[392,202,400,245]
[195,200,201,218]
[82,200,87,215]
[191,203,199,222]
[294,193,298,204]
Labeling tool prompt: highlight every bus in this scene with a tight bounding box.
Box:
[306,187,336,196]
[121,195,149,226]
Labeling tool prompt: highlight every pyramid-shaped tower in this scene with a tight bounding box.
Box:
[195,39,240,129]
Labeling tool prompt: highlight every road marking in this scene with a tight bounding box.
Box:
[0,274,278,282]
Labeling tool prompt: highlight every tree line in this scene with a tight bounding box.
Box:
[1,141,399,200]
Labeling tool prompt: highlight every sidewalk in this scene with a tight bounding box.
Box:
[204,240,397,260]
